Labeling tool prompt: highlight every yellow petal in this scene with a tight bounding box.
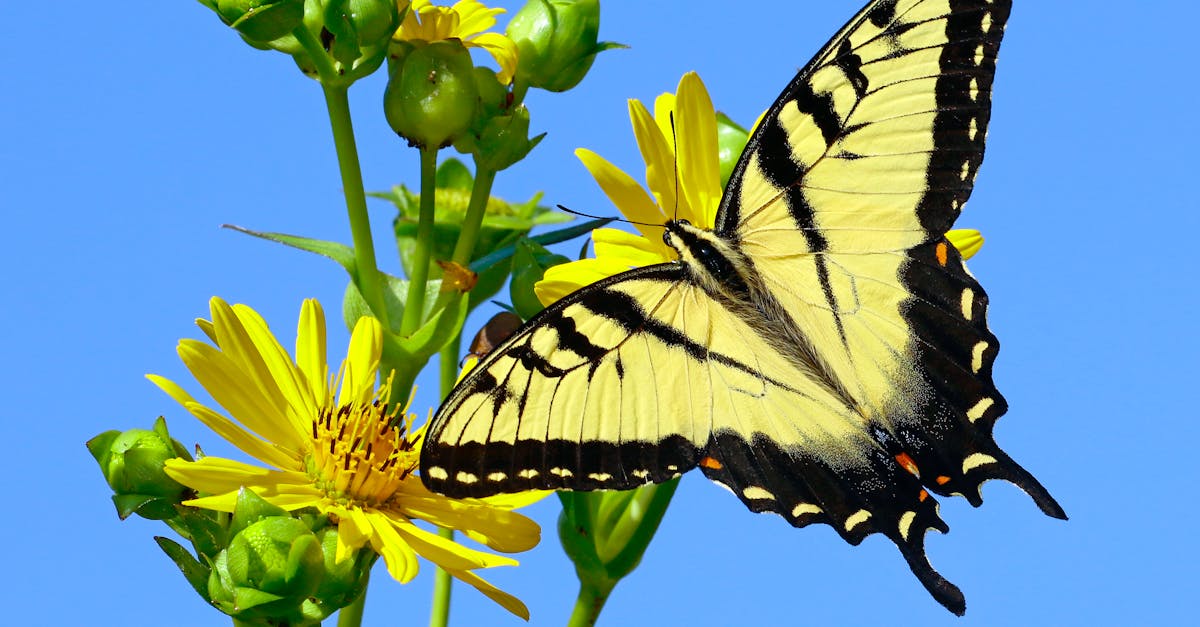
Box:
[478,490,552,510]
[468,32,518,84]
[389,516,520,570]
[652,92,677,149]
[295,299,329,406]
[947,228,984,260]
[164,456,314,497]
[575,148,666,243]
[628,99,679,221]
[209,299,290,415]
[534,257,636,306]
[147,373,298,469]
[452,0,503,35]
[444,567,530,620]
[367,513,421,583]
[175,341,303,452]
[333,505,373,562]
[393,481,541,553]
[339,316,383,406]
[593,227,670,267]
[232,302,316,437]
[673,72,722,228]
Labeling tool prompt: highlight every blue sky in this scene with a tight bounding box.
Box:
[3,1,1195,625]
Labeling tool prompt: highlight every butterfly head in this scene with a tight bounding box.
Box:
[663,219,751,298]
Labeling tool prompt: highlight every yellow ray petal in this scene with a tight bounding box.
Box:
[368,513,421,583]
[389,516,520,570]
[175,341,303,451]
[233,302,316,435]
[164,456,313,495]
[295,299,329,408]
[628,99,679,219]
[535,257,638,306]
[574,148,665,242]
[209,299,290,415]
[593,227,669,267]
[674,72,722,228]
[652,92,677,149]
[453,0,503,35]
[392,483,541,552]
[339,316,382,406]
[947,228,984,260]
[444,567,529,620]
[147,374,299,469]
[468,32,518,84]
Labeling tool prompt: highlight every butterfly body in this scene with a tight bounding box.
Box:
[422,0,1064,615]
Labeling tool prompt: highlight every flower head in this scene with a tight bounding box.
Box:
[149,298,539,618]
[536,71,721,304]
[394,0,518,84]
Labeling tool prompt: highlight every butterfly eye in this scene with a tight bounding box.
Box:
[662,230,672,246]
[678,219,691,227]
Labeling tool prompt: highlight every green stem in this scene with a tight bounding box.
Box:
[400,146,440,337]
[428,332,463,627]
[451,165,497,266]
[322,82,390,330]
[428,526,456,627]
[567,577,617,627]
[336,569,369,627]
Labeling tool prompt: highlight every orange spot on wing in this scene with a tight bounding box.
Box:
[700,456,723,470]
[918,489,929,502]
[935,242,949,267]
[936,475,951,485]
[894,452,919,477]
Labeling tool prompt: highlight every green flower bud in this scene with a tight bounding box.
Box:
[506,0,622,92]
[309,526,371,613]
[87,417,190,520]
[324,0,400,65]
[474,106,546,172]
[209,509,326,623]
[509,239,568,320]
[213,0,306,43]
[384,41,479,148]
[715,112,750,188]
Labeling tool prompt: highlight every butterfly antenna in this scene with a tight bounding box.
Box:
[669,111,681,222]
[556,204,661,228]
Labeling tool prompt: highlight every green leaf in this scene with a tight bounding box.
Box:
[155,536,212,601]
[225,225,357,278]
[470,217,611,273]
[174,506,226,558]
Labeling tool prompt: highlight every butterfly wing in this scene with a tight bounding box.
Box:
[422,263,866,497]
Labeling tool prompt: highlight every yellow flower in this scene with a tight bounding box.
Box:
[535,71,721,305]
[394,0,518,84]
[536,71,986,305]
[149,298,539,619]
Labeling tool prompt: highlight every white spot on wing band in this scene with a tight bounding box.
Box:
[961,288,975,320]
[791,503,822,518]
[844,509,872,532]
[899,511,918,541]
[631,469,650,479]
[427,467,448,480]
[456,471,478,484]
[972,341,989,373]
[518,469,539,479]
[967,397,995,422]
[587,473,612,482]
[743,486,775,501]
[487,472,506,482]
[963,453,998,473]
[550,467,573,478]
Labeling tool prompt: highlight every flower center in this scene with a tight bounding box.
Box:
[308,397,418,508]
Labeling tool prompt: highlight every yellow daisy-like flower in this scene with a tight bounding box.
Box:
[535,71,986,305]
[149,297,539,619]
[394,0,518,84]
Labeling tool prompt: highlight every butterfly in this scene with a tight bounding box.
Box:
[420,0,1064,614]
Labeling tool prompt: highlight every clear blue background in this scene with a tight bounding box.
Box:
[3,1,1193,625]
